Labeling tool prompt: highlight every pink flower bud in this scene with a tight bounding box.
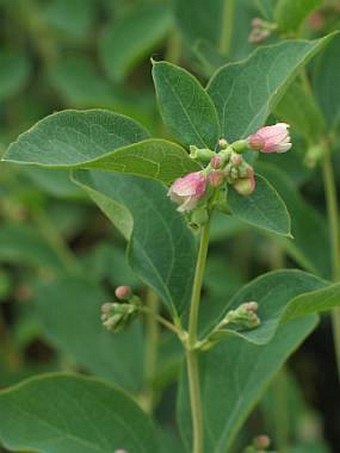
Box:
[232,173,256,196]
[168,171,207,212]
[115,286,132,300]
[210,155,222,169]
[248,123,292,153]
[207,170,224,188]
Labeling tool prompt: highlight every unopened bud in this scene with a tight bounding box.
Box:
[210,155,222,169]
[232,174,256,196]
[253,434,271,449]
[218,138,228,149]
[222,301,260,330]
[115,286,132,300]
[230,153,243,166]
[100,302,140,332]
[208,170,225,187]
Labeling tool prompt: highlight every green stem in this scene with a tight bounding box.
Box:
[322,149,340,377]
[143,289,160,415]
[219,0,235,55]
[165,30,182,65]
[186,222,211,453]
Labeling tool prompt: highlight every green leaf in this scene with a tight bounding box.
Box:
[34,276,144,391]
[43,0,96,42]
[257,162,331,278]
[274,81,325,142]
[86,139,200,184]
[152,61,220,149]
[207,35,335,141]
[100,4,173,83]
[175,0,256,62]
[0,373,158,452]
[0,49,31,102]
[228,174,291,236]
[282,281,340,322]
[0,223,64,271]
[4,109,149,166]
[73,171,196,316]
[313,34,340,129]
[48,54,116,107]
[178,315,318,452]
[209,270,327,345]
[274,0,322,33]
[3,110,198,184]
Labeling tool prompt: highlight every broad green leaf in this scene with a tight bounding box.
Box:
[228,174,291,236]
[43,0,95,41]
[3,110,198,184]
[34,276,144,391]
[100,4,173,82]
[274,81,325,142]
[0,373,158,452]
[257,162,331,278]
[4,109,149,166]
[274,0,322,33]
[74,171,196,316]
[209,270,328,345]
[86,139,200,184]
[207,35,335,141]
[313,34,340,129]
[178,315,318,452]
[152,61,220,149]
[48,54,116,107]
[0,50,31,102]
[282,282,340,322]
[0,223,64,271]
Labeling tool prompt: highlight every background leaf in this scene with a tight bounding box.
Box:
[257,162,331,278]
[274,0,322,33]
[152,61,220,149]
[0,49,31,102]
[74,170,196,316]
[207,35,334,141]
[313,33,340,129]
[0,373,158,453]
[34,276,145,392]
[100,4,173,83]
[228,174,291,237]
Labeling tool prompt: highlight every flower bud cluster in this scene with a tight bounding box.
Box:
[167,123,291,213]
[101,286,140,332]
[248,17,277,44]
[222,301,260,330]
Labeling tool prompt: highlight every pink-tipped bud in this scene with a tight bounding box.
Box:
[251,17,263,27]
[230,153,242,166]
[207,170,224,188]
[168,171,207,212]
[115,286,132,300]
[244,301,259,312]
[248,123,292,153]
[253,434,271,449]
[210,155,222,169]
[232,173,256,196]
[218,138,228,149]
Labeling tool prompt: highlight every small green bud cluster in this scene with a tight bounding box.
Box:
[101,286,141,332]
[222,301,260,329]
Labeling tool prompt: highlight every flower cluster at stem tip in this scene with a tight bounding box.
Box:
[168,123,291,214]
